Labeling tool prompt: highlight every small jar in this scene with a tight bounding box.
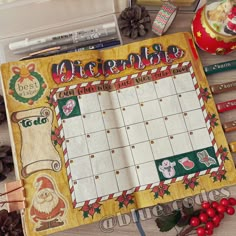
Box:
[191,0,236,55]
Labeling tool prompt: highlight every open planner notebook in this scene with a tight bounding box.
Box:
[1,32,236,235]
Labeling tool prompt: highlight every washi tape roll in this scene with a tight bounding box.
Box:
[152,2,177,36]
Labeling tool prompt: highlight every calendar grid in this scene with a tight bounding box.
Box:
[51,62,221,208]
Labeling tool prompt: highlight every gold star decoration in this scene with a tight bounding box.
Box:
[197,31,202,37]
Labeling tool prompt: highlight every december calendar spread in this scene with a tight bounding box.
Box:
[1,32,236,236]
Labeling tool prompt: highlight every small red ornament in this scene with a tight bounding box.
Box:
[202,202,211,209]
[211,201,219,209]
[226,206,235,215]
[220,198,229,207]
[205,229,213,236]
[229,197,236,206]
[199,212,208,223]
[191,1,236,55]
[197,227,206,236]
[217,204,226,214]
[205,221,214,230]
[212,215,221,225]
[190,217,201,227]
[218,213,224,220]
[206,208,216,218]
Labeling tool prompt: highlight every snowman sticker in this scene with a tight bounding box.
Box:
[159,160,176,179]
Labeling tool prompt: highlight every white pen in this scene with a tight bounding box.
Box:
[9,22,116,51]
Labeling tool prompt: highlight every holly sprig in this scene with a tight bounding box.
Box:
[155,197,236,236]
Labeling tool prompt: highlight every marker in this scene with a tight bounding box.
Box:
[229,141,236,153]
[9,22,117,51]
[13,35,118,55]
[210,80,236,94]
[222,120,236,133]
[204,60,236,75]
[20,39,121,61]
[216,99,236,113]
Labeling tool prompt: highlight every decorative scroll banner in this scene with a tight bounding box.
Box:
[11,107,61,177]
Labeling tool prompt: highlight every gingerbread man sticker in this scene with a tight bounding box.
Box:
[159,160,176,178]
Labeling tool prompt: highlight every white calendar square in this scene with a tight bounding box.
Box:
[137,161,159,185]
[87,131,109,153]
[74,177,97,203]
[127,123,148,144]
[179,91,201,112]
[95,171,118,196]
[98,91,120,110]
[170,132,193,155]
[146,118,167,140]
[122,104,143,125]
[165,113,187,135]
[111,146,134,170]
[91,151,113,175]
[62,116,84,138]
[151,137,173,160]
[70,156,93,180]
[79,92,100,114]
[173,73,195,93]
[117,86,138,107]
[131,141,154,164]
[190,128,212,150]
[83,111,104,133]
[107,127,129,149]
[66,135,89,158]
[116,166,139,191]
[160,95,182,116]
[184,109,206,131]
[103,109,124,129]
[136,82,157,102]
[141,100,162,120]
[155,77,176,98]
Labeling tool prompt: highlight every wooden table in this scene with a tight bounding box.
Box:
[1,11,236,236]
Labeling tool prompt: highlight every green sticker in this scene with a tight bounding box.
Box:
[58,96,81,119]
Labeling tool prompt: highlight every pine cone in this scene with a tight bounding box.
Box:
[0,210,23,236]
[118,5,151,39]
[0,145,14,182]
[0,95,7,125]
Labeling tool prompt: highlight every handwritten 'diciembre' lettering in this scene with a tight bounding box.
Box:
[51,44,185,84]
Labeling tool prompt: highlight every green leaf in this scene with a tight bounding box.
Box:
[166,190,170,195]
[176,215,191,227]
[222,175,226,180]
[154,192,158,199]
[129,199,134,204]
[119,202,124,209]
[155,210,181,232]
[95,208,101,214]
[83,211,89,218]
[185,185,189,190]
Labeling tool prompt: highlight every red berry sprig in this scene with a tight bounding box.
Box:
[188,198,236,236]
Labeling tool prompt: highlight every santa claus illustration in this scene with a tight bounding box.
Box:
[224,4,236,35]
[30,176,67,231]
